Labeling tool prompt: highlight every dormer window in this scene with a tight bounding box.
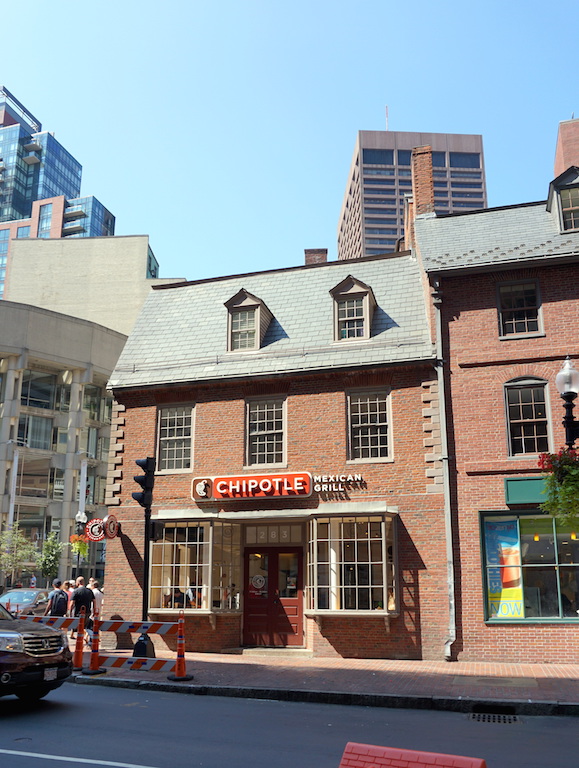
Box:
[330,276,376,342]
[225,289,272,352]
[560,187,579,230]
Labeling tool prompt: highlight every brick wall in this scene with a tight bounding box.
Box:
[441,263,579,663]
[105,364,450,660]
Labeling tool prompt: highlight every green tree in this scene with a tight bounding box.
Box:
[0,523,39,581]
[37,532,64,587]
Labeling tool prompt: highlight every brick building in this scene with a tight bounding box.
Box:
[415,159,579,663]
[105,251,454,659]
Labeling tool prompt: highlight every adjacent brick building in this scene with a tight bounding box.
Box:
[415,162,579,663]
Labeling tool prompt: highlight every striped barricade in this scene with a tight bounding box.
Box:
[19,616,177,635]
[97,655,176,673]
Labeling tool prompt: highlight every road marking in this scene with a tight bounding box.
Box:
[0,748,160,768]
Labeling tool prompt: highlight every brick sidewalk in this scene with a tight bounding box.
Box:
[69,643,579,715]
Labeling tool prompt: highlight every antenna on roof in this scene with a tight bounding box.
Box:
[385,105,389,131]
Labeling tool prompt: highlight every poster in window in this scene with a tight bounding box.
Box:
[484,518,524,619]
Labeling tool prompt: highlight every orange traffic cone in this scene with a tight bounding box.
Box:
[82,610,105,675]
[167,610,193,681]
[72,607,86,670]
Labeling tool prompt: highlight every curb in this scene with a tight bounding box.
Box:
[68,675,579,717]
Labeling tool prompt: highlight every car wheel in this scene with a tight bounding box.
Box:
[16,686,50,703]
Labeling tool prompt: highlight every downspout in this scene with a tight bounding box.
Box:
[432,276,457,661]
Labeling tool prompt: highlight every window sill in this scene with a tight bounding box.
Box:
[242,463,288,471]
[346,457,393,465]
[155,468,192,476]
[499,332,545,341]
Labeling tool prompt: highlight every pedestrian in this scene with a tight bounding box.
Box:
[29,574,36,588]
[44,579,68,617]
[70,577,95,643]
[91,579,104,619]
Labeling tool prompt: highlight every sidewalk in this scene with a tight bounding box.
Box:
[68,645,579,717]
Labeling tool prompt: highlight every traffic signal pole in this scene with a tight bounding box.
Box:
[132,457,156,657]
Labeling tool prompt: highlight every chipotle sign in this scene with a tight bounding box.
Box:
[192,472,312,501]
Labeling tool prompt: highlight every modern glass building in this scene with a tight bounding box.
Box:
[338,130,487,260]
[0,86,116,296]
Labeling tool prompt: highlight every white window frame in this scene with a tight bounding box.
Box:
[504,378,551,457]
[306,515,397,614]
[225,290,273,352]
[156,405,194,473]
[347,389,392,463]
[245,397,286,468]
[330,276,376,343]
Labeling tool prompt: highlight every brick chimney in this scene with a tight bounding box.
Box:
[411,145,435,216]
[554,118,579,177]
[304,248,328,265]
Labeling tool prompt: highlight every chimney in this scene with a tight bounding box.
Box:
[304,248,328,265]
[411,145,435,216]
[554,118,579,177]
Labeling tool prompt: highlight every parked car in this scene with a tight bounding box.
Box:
[0,589,49,617]
[0,602,72,701]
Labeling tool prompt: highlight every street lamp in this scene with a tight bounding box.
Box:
[555,357,579,449]
[74,509,88,579]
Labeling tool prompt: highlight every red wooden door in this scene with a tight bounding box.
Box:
[243,547,303,647]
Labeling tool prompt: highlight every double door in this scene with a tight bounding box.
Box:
[243,547,303,647]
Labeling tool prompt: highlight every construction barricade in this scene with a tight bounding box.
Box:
[20,613,183,677]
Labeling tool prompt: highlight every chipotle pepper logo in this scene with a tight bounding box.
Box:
[192,473,312,501]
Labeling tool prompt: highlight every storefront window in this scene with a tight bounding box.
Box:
[483,514,579,620]
[307,515,396,612]
[150,522,241,611]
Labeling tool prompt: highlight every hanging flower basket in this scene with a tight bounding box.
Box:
[538,448,579,525]
[69,534,89,561]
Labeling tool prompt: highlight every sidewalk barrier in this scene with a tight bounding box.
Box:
[19,615,177,635]
[338,742,487,768]
[72,607,86,671]
[167,611,193,681]
[82,612,105,676]
[97,655,176,672]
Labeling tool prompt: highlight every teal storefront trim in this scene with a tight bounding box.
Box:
[504,476,547,505]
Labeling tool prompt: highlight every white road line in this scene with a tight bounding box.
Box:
[0,748,160,768]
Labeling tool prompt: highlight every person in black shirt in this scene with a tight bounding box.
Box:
[70,577,95,636]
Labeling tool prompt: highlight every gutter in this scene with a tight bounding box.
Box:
[432,276,457,661]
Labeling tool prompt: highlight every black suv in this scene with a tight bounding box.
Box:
[0,602,72,701]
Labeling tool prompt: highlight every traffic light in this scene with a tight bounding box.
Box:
[132,457,156,508]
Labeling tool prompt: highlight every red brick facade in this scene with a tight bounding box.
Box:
[105,365,451,660]
[440,263,579,663]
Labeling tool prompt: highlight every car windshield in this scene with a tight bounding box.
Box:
[0,591,36,604]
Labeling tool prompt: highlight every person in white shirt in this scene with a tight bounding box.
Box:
[91,580,104,618]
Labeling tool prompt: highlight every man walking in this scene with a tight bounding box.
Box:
[44,579,68,616]
[70,577,95,639]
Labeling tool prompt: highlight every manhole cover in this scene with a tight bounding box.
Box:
[468,713,520,724]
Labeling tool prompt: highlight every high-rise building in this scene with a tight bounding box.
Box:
[0,86,115,297]
[337,130,487,261]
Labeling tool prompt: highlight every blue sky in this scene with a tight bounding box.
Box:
[2,1,576,280]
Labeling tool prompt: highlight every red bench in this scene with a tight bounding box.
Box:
[339,741,487,768]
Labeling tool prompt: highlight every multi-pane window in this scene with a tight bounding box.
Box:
[483,515,579,620]
[231,309,256,350]
[37,203,52,238]
[338,298,364,339]
[158,406,193,471]
[149,521,241,611]
[247,399,284,465]
[560,187,579,230]
[505,381,549,455]
[17,415,52,449]
[498,282,540,336]
[307,516,396,611]
[20,370,56,410]
[348,391,389,461]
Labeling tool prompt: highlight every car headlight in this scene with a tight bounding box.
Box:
[0,632,24,652]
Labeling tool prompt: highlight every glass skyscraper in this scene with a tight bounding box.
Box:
[0,86,116,296]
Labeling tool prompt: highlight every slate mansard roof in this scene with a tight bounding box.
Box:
[109,253,435,391]
[415,201,579,274]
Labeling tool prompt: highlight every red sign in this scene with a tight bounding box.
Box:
[192,472,312,501]
[85,518,105,542]
[103,514,119,539]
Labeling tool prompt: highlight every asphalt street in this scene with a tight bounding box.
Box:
[0,682,576,768]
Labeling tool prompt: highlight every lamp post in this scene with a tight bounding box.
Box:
[74,509,87,579]
[555,357,579,450]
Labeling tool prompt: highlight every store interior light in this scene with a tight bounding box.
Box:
[571,532,577,541]
[533,533,540,542]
